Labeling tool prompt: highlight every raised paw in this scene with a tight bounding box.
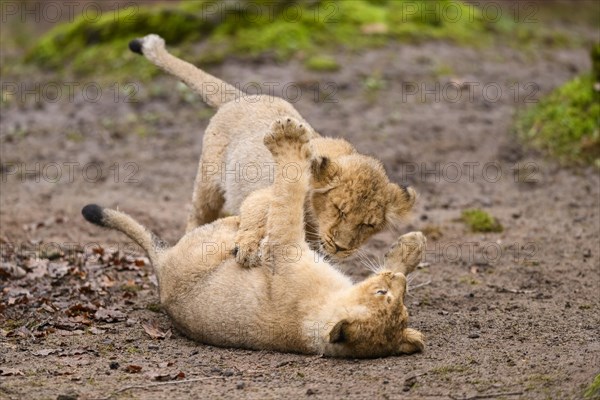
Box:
[264,117,312,162]
[384,231,426,276]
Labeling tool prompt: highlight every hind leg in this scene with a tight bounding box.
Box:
[185,156,225,233]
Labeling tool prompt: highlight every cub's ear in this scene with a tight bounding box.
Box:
[328,319,350,344]
[386,183,417,222]
[311,156,338,189]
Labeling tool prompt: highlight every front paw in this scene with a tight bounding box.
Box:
[384,231,426,275]
[264,117,312,162]
[233,240,262,268]
[398,328,425,354]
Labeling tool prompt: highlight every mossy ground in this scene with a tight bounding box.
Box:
[585,374,600,399]
[18,0,561,82]
[461,209,503,233]
[515,72,600,167]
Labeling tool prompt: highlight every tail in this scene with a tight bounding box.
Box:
[129,34,243,108]
[82,204,167,265]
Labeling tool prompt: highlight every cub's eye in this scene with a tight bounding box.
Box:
[376,289,388,295]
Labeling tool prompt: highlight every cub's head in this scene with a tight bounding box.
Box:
[324,271,424,358]
[309,139,416,260]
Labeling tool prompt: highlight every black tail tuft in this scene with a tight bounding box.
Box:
[82,204,106,227]
[129,39,143,55]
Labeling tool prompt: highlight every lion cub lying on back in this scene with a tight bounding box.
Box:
[83,118,426,358]
[129,34,416,266]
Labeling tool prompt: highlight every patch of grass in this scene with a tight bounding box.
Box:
[146,303,162,313]
[25,0,550,81]
[26,2,214,81]
[121,284,140,293]
[305,55,340,72]
[515,45,600,166]
[585,374,600,399]
[461,209,503,233]
[434,63,454,77]
[432,364,469,375]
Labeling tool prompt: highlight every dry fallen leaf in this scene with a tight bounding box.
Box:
[147,369,185,382]
[94,308,127,323]
[0,368,24,376]
[125,365,142,373]
[142,321,172,340]
[32,348,59,356]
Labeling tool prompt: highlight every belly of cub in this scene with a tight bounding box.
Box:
[163,260,307,352]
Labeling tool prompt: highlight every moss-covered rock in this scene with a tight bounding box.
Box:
[516,73,600,166]
[461,209,503,233]
[305,55,340,72]
[26,0,538,80]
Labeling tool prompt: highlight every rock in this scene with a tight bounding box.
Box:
[236,381,245,390]
[403,375,417,391]
[57,393,78,400]
[468,333,480,339]
[306,388,316,396]
[109,362,119,370]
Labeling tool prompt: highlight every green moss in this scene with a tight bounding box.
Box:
[585,374,600,399]
[305,55,340,72]
[461,209,503,233]
[26,2,214,81]
[146,303,162,313]
[26,0,550,80]
[515,70,600,166]
[592,44,600,83]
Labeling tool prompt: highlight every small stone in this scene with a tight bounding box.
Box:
[468,333,480,339]
[306,388,316,396]
[511,212,521,219]
[57,393,78,400]
[583,249,592,258]
[236,381,245,390]
[403,375,417,391]
[382,379,389,384]
[109,362,119,370]
[222,369,234,377]
[148,344,159,350]
[439,311,449,316]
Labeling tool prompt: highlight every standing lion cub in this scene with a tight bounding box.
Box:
[129,34,416,266]
[83,118,426,358]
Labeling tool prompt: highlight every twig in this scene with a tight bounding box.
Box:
[449,390,523,400]
[93,376,224,400]
[409,280,432,290]
[486,284,533,294]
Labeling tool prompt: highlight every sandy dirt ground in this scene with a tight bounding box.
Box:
[1,4,599,400]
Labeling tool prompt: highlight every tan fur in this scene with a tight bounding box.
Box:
[134,34,416,264]
[84,118,426,358]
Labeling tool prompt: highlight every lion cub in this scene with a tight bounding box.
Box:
[129,34,416,266]
[82,118,425,358]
